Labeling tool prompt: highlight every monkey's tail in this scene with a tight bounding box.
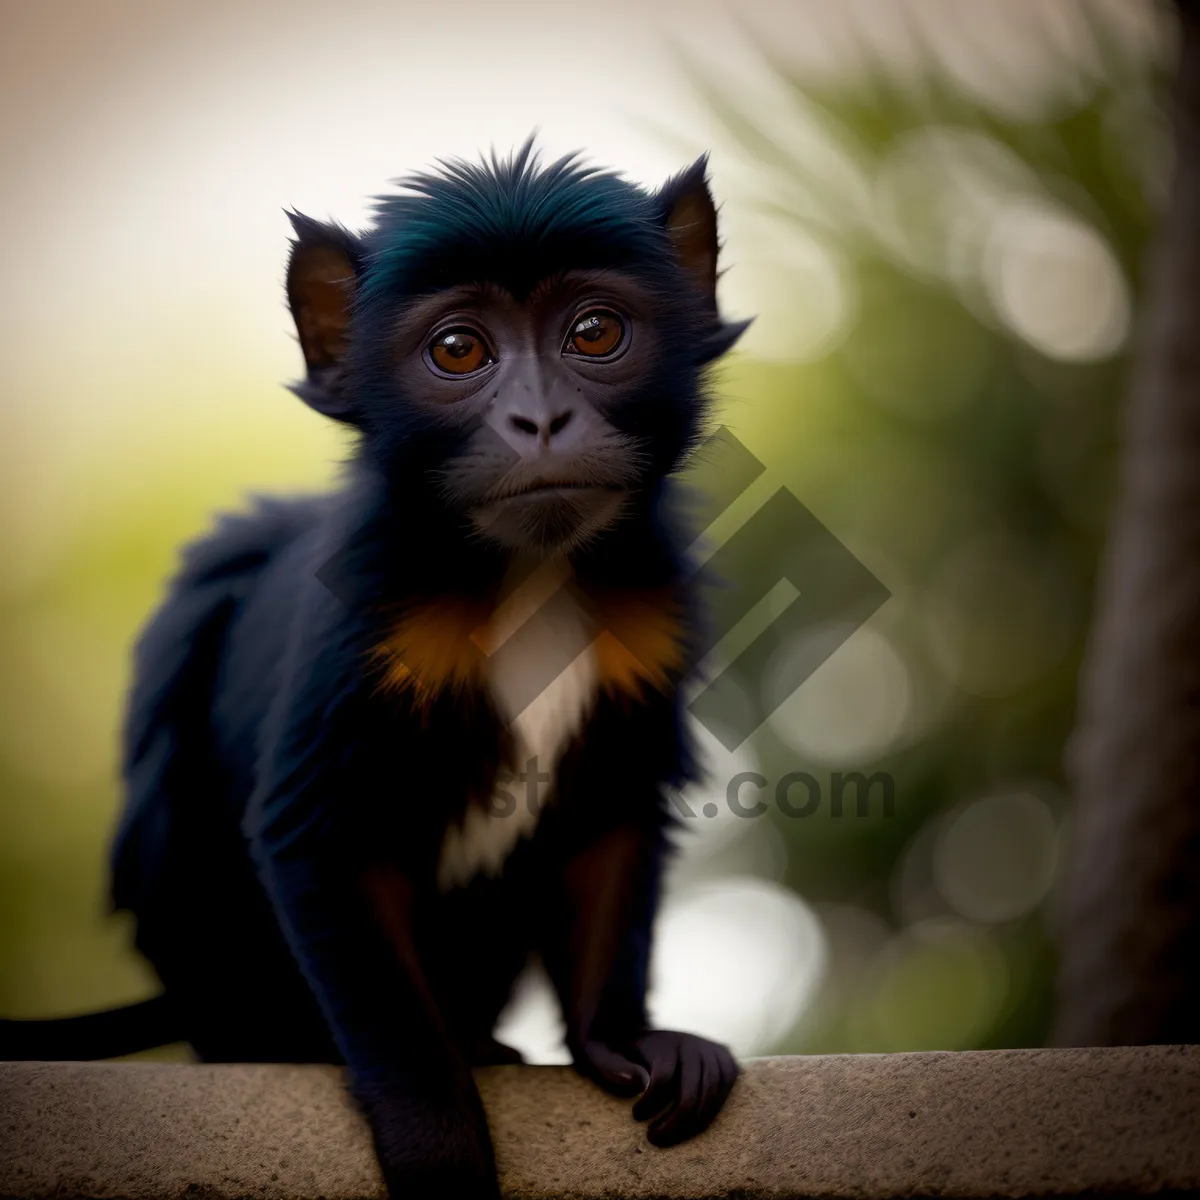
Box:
[0,994,181,1061]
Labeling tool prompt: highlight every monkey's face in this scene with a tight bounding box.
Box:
[284,149,750,559]
[390,270,663,555]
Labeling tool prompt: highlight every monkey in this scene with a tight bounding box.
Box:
[0,140,751,1199]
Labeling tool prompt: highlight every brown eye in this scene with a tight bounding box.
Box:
[566,309,625,358]
[429,328,492,375]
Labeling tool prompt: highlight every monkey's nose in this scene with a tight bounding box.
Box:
[508,408,573,444]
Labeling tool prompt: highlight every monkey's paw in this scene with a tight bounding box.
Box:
[355,1079,501,1200]
[573,1029,739,1147]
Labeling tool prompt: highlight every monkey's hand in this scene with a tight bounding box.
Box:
[573,1030,739,1147]
[354,1077,501,1199]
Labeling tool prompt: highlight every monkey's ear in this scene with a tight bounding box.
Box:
[656,156,721,310]
[655,156,752,362]
[285,211,364,422]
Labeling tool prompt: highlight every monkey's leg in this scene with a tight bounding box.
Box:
[246,621,501,1199]
[425,879,534,1067]
[249,841,501,1200]
[466,1034,525,1066]
[541,820,740,1147]
[127,828,338,1064]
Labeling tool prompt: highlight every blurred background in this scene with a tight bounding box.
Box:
[0,0,1173,1060]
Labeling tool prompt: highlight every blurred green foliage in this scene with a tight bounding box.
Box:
[669,4,1169,1052]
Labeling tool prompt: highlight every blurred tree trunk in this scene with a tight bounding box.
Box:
[1055,1,1200,1046]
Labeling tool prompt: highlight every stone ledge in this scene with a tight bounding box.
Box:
[1,1047,1198,1200]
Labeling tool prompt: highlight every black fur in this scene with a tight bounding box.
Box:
[0,142,748,1198]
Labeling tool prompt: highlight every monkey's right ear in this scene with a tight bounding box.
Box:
[285,211,364,422]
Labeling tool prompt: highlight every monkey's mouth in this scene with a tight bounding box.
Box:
[488,480,622,503]
[469,480,631,553]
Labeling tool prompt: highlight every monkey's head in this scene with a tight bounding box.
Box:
[286,142,748,556]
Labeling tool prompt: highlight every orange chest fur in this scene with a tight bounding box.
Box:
[375,574,688,711]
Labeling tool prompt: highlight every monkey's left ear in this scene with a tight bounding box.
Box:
[285,211,365,422]
[655,156,751,362]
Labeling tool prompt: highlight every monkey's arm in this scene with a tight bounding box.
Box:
[253,845,497,1196]
[245,603,498,1199]
[541,816,740,1147]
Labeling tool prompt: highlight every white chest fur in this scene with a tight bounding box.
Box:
[436,559,598,891]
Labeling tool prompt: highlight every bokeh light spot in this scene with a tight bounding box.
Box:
[983,202,1130,362]
[650,877,826,1056]
[933,790,1059,923]
[726,217,854,364]
[766,624,913,766]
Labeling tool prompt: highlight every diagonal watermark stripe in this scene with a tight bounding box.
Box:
[686,484,890,750]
